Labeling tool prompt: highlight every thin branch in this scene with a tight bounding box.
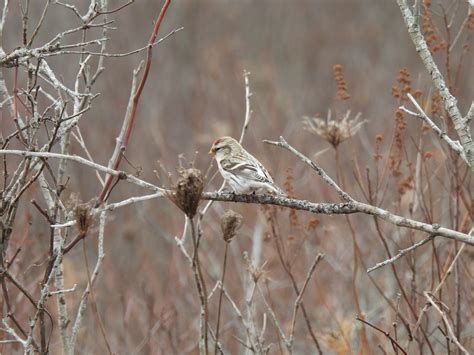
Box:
[449,6,471,51]
[413,242,467,335]
[106,192,163,211]
[399,93,465,161]
[356,315,407,354]
[27,0,51,47]
[49,284,77,296]
[424,292,469,354]
[69,211,107,352]
[288,253,324,351]
[263,136,354,202]
[214,244,229,355]
[40,27,183,58]
[367,234,435,273]
[1,318,27,347]
[257,283,290,349]
[0,149,165,193]
[189,218,209,354]
[238,70,252,143]
[1,38,109,66]
[94,0,134,16]
[221,286,255,351]
[174,216,192,264]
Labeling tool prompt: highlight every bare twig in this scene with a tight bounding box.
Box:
[412,242,467,336]
[189,218,209,354]
[1,318,27,347]
[263,136,354,202]
[449,6,472,51]
[40,27,183,58]
[399,93,465,161]
[238,70,252,143]
[69,211,107,352]
[288,253,324,351]
[367,234,435,273]
[49,284,77,296]
[356,315,407,354]
[27,0,51,47]
[424,292,469,354]
[257,283,290,349]
[174,216,192,264]
[214,244,229,355]
[0,149,166,193]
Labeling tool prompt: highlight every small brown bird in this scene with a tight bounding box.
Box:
[209,136,285,195]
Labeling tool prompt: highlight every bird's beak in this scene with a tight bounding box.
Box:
[208,147,216,156]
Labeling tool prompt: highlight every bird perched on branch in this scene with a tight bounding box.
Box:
[209,136,285,195]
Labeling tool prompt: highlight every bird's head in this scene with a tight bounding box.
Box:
[209,136,239,159]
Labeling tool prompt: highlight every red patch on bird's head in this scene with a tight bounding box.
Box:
[213,138,221,146]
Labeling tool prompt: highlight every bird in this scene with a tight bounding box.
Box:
[209,136,285,195]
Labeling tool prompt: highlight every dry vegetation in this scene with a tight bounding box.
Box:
[0,0,473,354]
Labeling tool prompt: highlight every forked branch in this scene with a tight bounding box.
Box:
[397,0,474,169]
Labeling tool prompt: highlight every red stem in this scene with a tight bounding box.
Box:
[96,0,172,206]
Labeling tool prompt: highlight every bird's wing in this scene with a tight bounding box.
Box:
[246,153,275,183]
[221,156,275,184]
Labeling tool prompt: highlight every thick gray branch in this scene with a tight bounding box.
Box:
[202,192,474,245]
[202,192,355,215]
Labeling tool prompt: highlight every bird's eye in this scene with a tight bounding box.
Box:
[215,147,221,151]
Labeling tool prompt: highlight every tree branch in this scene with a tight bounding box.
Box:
[397,0,474,169]
[1,147,471,246]
[202,192,473,245]
[399,93,466,161]
[263,137,353,202]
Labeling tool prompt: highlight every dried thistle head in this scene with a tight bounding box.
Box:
[303,109,366,148]
[68,194,95,235]
[167,168,204,218]
[220,209,243,243]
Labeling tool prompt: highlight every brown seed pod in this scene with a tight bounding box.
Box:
[167,168,204,218]
[220,209,243,243]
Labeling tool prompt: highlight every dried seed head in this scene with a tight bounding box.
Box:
[373,134,384,161]
[392,68,413,102]
[221,209,243,243]
[167,168,204,218]
[303,109,366,148]
[333,64,351,101]
[69,195,95,235]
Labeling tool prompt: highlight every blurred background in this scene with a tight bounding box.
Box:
[2,0,473,353]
